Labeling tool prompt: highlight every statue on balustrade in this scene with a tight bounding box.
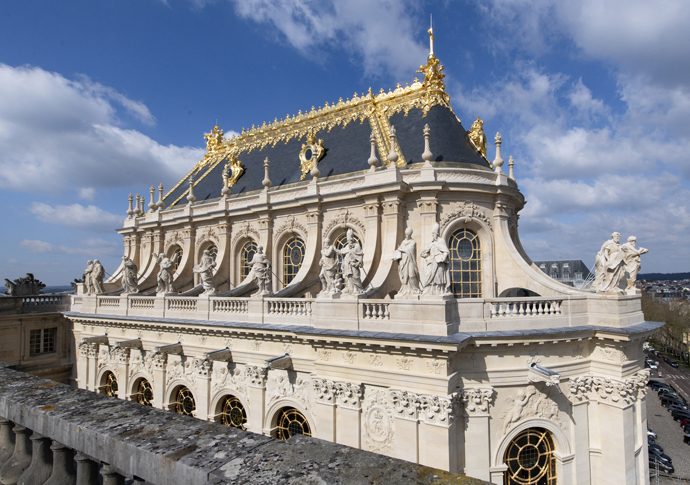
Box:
[593,232,626,293]
[394,227,420,297]
[156,253,175,295]
[420,223,451,296]
[121,257,139,294]
[83,260,95,294]
[193,248,217,296]
[338,229,364,295]
[621,235,648,292]
[318,237,340,296]
[248,245,272,296]
[91,260,105,295]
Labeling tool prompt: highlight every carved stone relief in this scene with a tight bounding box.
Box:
[322,209,366,238]
[440,201,492,232]
[274,216,308,241]
[362,387,394,452]
[266,370,310,410]
[569,370,649,405]
[502,385,562,433]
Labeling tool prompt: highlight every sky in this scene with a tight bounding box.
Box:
[1,0,689,285]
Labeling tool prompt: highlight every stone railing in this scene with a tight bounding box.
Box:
[71,293,645,336]
[0,294,71,314]
[0,365,483,485]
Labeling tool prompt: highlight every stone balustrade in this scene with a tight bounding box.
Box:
[0,295,71,315]
[0,364,484,485]
[486,297,563,318]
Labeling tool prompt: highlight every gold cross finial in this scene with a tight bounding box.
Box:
[428,14,434,58]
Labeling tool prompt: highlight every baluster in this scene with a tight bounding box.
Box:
[17,432,52,485]
[43,441,76,485]
[555,301,561,314]
[518,302,524,316]
[376,305,382,319]
[365,304,372,319]
[0,425,32,484]
[0,419,14,465]
[75,452,99,485]
[101,463,126,485]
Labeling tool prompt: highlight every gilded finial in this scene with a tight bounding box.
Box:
[428,14,434,58]
[468,116,487,158]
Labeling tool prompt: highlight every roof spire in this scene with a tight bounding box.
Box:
[428,15,434,58]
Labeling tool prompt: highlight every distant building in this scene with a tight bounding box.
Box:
[535,260,592,288]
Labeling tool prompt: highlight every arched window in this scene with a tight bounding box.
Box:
[333,231,362,283]
[282,236,306,285]
[169,245,183,273]
[504,427,556,485]
[217,395,248,430]
[171,386,195,416]
[132,378,153,406]
[273,407,311,441]
[100,371,118,397]
[240,240,258,280]
[448,229,482,298]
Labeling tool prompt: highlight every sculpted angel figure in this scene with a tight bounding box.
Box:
[468,116,487,157]
[503,385,536,433]
[420,223,451,296]
[593,232,626,293]
[318,237,340,295]
[248,245,272,295]
[394,227,420,297]
[193,248,216,296]
[156,253,175,295]
[338,229,364,295]
[621,236,648,291]
[83,260,95,294]
[121,257,139,294]
[91,260,105,295]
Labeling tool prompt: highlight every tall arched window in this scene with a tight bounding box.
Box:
[282,236,305,285]
[504,427,556,485]
[449,229,482,297]
[240,240,258,280]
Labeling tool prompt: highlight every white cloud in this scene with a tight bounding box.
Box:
[230,0,427,79]
[0,64,203,193]
[20,239,54,253]
[78,187,96,201]
[21,238,120,257]
[30,202,122,230]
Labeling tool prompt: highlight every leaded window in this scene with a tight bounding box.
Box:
[172,386,196,416]
[240,241,258,280]
[218,395,247,430]
[29,327,57,355]
[100,371,118,397]
[504,427,556,485]
[132,378,153,406]
[274,407,311,441]
[282,236,305,285]
[449,229,482,297]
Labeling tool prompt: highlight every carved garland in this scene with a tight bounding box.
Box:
[440,201,492,232]
[230,223,260,249]
[322,210,366,239]
[195,226,220,249]
[273,216,308,243]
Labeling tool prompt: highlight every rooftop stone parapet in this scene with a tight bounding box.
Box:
[0,294,71,315]
[0,364,486,485]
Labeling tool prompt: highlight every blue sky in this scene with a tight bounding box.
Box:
[1,0,689,284]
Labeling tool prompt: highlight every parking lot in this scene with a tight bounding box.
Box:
[647,354,690,483]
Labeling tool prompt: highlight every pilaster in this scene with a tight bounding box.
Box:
[461,387,495,481]
[149,352,167,409]
[245,365,268,434]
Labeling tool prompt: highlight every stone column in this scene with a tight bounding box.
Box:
[311,379,337,441]
[0,419,15,465]
[75,452,100,485]
[335,382,363,449]
[76,343,90,390]
[418,394,459,472]
[389,391,419,463]
[150,352,168,409]
[17,432,52,485]
[113,347,130,400]
[43,441,76,485]
[461,387,495,482]
[0,425,32,484]
[246,366,268,434]
[101,464,126,485]
[85,344,99,392]
[192,358,212,421]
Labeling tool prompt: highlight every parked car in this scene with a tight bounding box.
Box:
[649,457,674,474]
[684,431,690,445]
[649,380,671,391]
[667,404,689,413]
[649,448,673,465]
[649,442,665,455]
[679,417,690,427]
[671,409,690,421]
[661,395,685,408]
[670,360,680,368]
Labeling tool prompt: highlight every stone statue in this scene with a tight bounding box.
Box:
[91,260,105,294]
[503,385,537,433]
[468,116,487,157]
[121,257,139,294]
[83,260,95,294]
[621,236,648,292]
[394,227,420,297]
[193,248,217,296]
[338,229,364,295]
[318,237,340,296]
[156,253,175,295]
[420,223,451,296]
[3,273,45,296]
[248,245,272,296]
[593,232,626,293]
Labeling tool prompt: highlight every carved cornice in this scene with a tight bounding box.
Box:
[569,370,649,406]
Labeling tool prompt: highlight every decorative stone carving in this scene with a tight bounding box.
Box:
[420,223,451,296]
[211,364,248,399]
[621,236,648,292]
[569,370,649,405]
[121,257,139,294]
[128,350,144,379]
[312,378,337,404]
[467,116,487,157]
[318,237,340,296]
[3,273,45,296]
[266,371,309,409]
[440,201,492,232]
[156,253,175,296]
[334,382,363,409]
[418,394,456,426]
[461,388,495,416]
[274,217,308,242]
[195,226,219,248]
[193,248,216,296]
[363,388,394,452]
[390,390,419,419]
[78,342,92,358]
[393,227,420,297]
[247,246,272,296]
[111,347,130,365]
[83,260,95,294]
[338,228,365,296]
[245,365,268,387]
[231,223,260,248]
[502,385,561,433]
[322,210,366,239]
[147,352,167,372]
